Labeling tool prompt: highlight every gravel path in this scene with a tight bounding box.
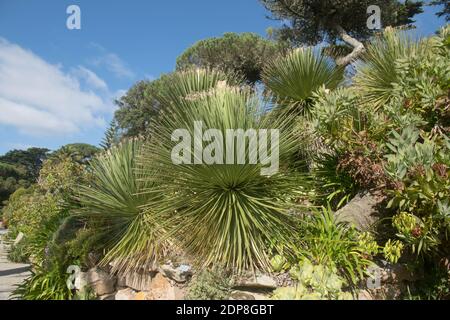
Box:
[0,228,30,300]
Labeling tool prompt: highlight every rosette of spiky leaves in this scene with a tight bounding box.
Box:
[77,140,171,275]
[139,70,308,272]
[354,27,426,110]
[262,47,343,119]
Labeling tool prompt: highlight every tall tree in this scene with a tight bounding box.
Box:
[260,0,423,66]
[114,77,171,137]
[100,120,120,150]
[0,148,49,180]
[176,32,289,84]
[50,143,99,164]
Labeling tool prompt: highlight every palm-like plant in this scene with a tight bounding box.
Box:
[262,47,343,118]
[354,27,425,110]
[139,69,308,272]
[77,140,171,275]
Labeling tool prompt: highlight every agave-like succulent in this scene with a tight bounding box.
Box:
[139,69,308,272]
[77,139,172,275]
[262,47,343,118]
[354,27,426,110]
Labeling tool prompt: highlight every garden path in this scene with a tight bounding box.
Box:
[0,227,30,300]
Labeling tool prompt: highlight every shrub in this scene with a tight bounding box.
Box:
[77,139,172,275]
[272,258,353,300]
[293,207,373,285]
[140,69,307,271]
[262,47,343,118]
[186,268,233,300]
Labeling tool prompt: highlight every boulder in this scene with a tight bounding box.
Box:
[98,293,116,300]
[369,261,418,285]
[86,267,117,296]
[124,271,153,292]
[74,271,88,291]
[335,191,385,230]
[147,273,185,300]
[159,263,193,283]
[115,288,136,300]
[13,232,25,246]
[234,274,277,290]
[134,292,148,300]
[357,290,374,300]
[230,290,269,300]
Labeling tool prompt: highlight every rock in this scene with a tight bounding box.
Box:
[390,264,417,282]
[234,274,277,289]
[86,267,117,296]
[86,252,101,268]
[13,232,25,246]
[159,263,193,283]
[366,284,404,300]
[124,271,153,291]
[74,271,88,291]
[358,290,374,300]
[115,288,136,300]
[147,273,185,300]
[116,275,127,288]
[98,293,116,300]
[368,261,418,286]
[230,290,269,300]
[335,191,386,230]
[134,292,148,300]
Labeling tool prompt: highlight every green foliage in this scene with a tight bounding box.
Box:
[51,144,99,164]
[186,268,233,300]
[272,259,353,300]
[7,241,29,263]
[383,239,404,264]
[355,28,425,110]
[2,188,61,238]
[311,153,359,210]
[13,262,73,300]
[114,70,238,137]
[38,154,88,196]
[141,69,306,271]
[114,79,165,137]
[262,48,343,118]
[0,147,49,209]
[100,120,120,150]
[176,32,288,84]
[387,27,450,130]
[270,254,291,272]
[294,207,373,285]
[77,139,170,275]
[260,0,423,46]
[0,147,49,180]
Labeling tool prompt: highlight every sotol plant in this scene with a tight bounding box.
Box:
[77,140,172,275]
[139,69,308,272]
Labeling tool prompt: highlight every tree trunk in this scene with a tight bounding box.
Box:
[334,25,365,67]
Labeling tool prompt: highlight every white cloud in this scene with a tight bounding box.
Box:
[90,43,135,79]
[72,66,108,91]
[0,38,112,135]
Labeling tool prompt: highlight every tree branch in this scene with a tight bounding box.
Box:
[334,24,365,67]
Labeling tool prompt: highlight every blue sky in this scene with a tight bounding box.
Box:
[0,0,447,154]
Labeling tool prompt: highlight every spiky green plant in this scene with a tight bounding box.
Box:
[139,69,309,272]
[354,27,426,110]
[295,206,372,285]
[77,140,172,275]
[262,47,343,118]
